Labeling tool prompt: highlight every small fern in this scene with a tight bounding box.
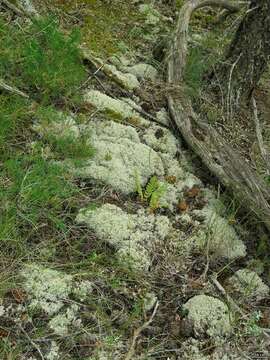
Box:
[135,173,167,211]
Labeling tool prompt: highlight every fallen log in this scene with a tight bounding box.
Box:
[167,0,270,230]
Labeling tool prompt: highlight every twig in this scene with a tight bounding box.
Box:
[252,96,270,174]
[210,274,270,339]
[0,78,29,98]
[210,274,245,316]
[124,301,159,360]
[19,324,45,360]
[1,0,24,16]
[1,0,37,20]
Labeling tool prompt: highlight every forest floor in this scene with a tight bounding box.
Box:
[0,1,270,359]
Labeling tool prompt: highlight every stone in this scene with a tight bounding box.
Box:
[76,203,171,271]
[183,295,232,338]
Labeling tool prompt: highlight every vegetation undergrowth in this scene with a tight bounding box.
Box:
[0,14,93,288]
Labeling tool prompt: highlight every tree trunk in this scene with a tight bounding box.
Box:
[211,0,270,107]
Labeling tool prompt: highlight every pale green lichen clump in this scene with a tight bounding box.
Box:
[76,203,171,270]
[84,90,145,124]
[191,208,246,260]
[73,120,164,194]
[142,125,179,155]
[22,264,73,315]
[227,269,269,302]
[183,295,232,338]
[49,304,81,336]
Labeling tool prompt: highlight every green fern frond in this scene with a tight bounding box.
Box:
[144,176,159,200]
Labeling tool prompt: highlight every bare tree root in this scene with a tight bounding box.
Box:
[252,97,270,175]
[167,0,270,231]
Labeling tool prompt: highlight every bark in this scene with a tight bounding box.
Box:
[211,0,270,106]
[167,0,270,231]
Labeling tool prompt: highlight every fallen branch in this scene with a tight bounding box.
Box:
[167,0,270,231]
[0,78,29,98]
[124,301,159,360]
[1,0,38,19]
[252,97,270,175]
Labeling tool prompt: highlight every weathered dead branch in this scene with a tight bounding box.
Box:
[167,0,270,230]
[1,0,39,20]
[0,78,29,98]
[124,301,159,360]
[252,97,270,175]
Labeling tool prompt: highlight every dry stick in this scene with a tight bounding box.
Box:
[1,0,25,16]
[1,0,36,20]
[167,0,270,231]
[211,275,270,339]
[0,78,29,98]
[124,301,159,360]
[252,96,270,175]
[19,324,45,360]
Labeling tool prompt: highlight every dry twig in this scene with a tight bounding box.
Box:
[124,301,159,360]
[0,78,29,98]
[252,96,270,174]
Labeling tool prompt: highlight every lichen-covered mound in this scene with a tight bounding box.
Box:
[183,295,232,338]
[76,203,171,270]
[84,90,147,125]
[227,269,269,303]
[190,208,246,260]
[74,120,164,194]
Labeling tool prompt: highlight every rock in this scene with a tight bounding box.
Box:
[84,90,146,126]
[124,63,158,82]
[76,203,171,271]
[72,120,164,194]
[190,208,246,260]
[142,125,178,155]
[183,295,232,338]
[227,269,269,303]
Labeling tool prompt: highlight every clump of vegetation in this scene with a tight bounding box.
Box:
[0,16,86,102]
[136,173,167,211]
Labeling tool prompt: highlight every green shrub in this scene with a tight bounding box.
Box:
[0,94,32,157]
[0,17,86,102]
[1,155,79,227]
[21,17,86,101]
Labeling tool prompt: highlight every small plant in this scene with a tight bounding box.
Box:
[135,171,167,211]
[21,17,86,102]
